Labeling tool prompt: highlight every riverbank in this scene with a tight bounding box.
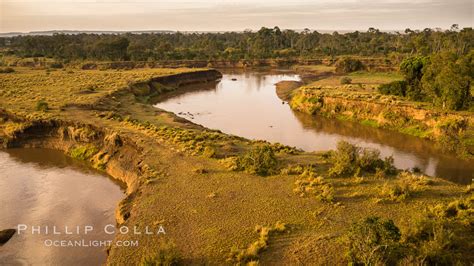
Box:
[4,55,397,72]
[1,67,472,264]
[277,77,474,159]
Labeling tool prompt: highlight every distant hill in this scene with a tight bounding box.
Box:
[0,29,407,37]
[0,30,175,37]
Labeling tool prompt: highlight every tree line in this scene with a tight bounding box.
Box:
[378,51,473,110]
[0,25,472,61]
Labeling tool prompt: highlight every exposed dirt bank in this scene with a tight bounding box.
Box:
[283,85,474,158]
[0,229,16,246]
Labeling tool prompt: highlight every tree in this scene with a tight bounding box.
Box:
[399,56,428,100]
[421,51,472,110]
[335,57,365,73]
[91,36,129,60]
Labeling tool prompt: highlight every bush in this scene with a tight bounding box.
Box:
[328,141,396,177]
[293,171,334,202]
[379,172,432,202]
[357,149,384,172]
[328,141,359,177]
[340,77,352,84]
[346,197,473,265]
[380,182,411,202]
[346,216,402,265]
[378,80,408,96]
[35,99,49,112]
[228,221,287,264]
[0,67,15,73]
[335,57,365,73]
[141,243,181,266]
[219,156,240,171]
[50,62,64,69]
[435,117,469,155]
[403,195,473,264]
[202,146,216,158]
[237,145,278,176]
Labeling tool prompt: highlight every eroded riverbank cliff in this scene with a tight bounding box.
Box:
[279,83,474,158]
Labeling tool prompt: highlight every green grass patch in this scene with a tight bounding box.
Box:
[360,119,379,128]
[399,125,430,138]
[69,144,99,161]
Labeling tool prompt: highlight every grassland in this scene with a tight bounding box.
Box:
[306,71,403,89]
[291,64,336,74]
[0,67,204,119]
[0,66,472,265]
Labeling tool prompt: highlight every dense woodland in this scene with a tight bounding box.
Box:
[0,25,472,61]
[378,51,473,110]
[1,25,473,111]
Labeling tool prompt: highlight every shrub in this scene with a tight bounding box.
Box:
[202,146,216,158]
[0,67,15,73]
[382,156,397,175]
[340,77,352,84]
[50,62,64,69]
[35,99,49,112]
[379,172,432,202]
[335,57,365,73]
[328,141,359,177]
[219,157,240,171]
[280,164,315,175]
[378,80,408,96]
[357,149,384,172]
[346,216,402,265]
[347,197,473,265]
[380,182,411,202]
[237,145,278,176]
[403,195,473,264]
[328,141,396,177]
[141,243,181,266]
[228,222,287,264]
[293,171,334,202]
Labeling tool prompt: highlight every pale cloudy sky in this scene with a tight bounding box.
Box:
[0,0,472,32]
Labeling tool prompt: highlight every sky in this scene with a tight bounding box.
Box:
[0,0,473,33]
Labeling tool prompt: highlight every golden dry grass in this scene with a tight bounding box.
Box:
[0,67,204,119]
[307,71,402,88]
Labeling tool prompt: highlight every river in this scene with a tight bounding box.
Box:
[0,148,124,265]
[155,69,474,184]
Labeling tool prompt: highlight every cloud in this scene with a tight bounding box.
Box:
[1,0,472,32]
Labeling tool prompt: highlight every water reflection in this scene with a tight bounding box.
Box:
[0,148,124,265]
[154,70,473,184]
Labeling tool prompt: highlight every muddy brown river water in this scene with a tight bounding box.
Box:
[0,148,124,265]
[155,69,474,184]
